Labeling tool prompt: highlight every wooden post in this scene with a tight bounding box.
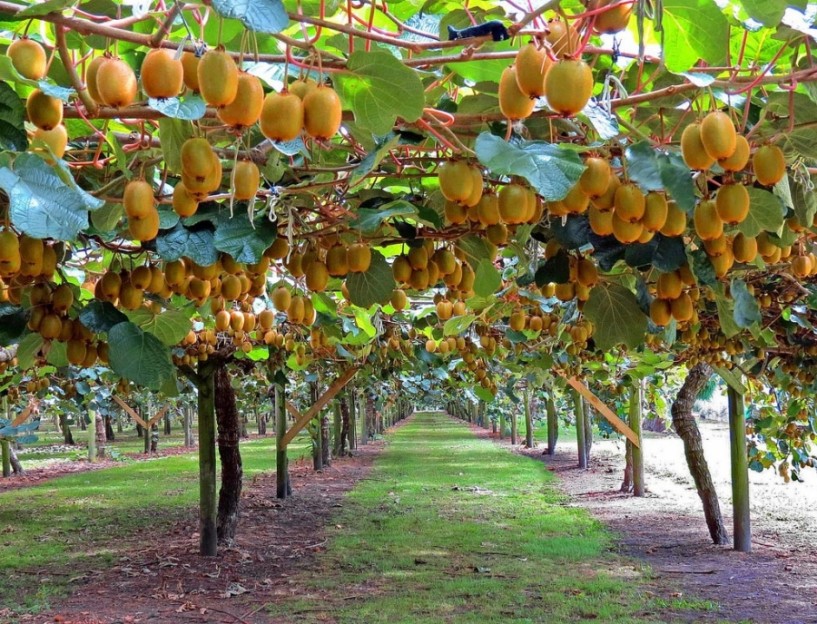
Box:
[333,400,342,458]
[275,383,289,499]
[546,395,558,455]
[348,387,357,450]
[360,391,369,445]
[728,385,751,552]
[87,409,96,462]
[197,361,218,556]
[572,389,587,469]
[510,402,518,445]
[1,439,10,478]
[629,381,645,497]
[499,412,505,439]
[524,388,534,448]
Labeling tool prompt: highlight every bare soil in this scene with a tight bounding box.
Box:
[481,421,817,624]
[14,438,387,624]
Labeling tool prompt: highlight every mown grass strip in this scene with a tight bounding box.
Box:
[267,412,662,623]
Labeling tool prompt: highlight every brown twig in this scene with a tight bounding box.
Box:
[54,25,98,116]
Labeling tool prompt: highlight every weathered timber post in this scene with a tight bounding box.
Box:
[333,400,342,458]
[348,387,357,450]
[88,409,96,462]
[572,389,587,469]
[629,380,645,497]
[728,384,751,552]
[197,360,218,556]
[275,382,290,499]
[1,396,10,477]
[546,394,558,455]
[524,388,534,448]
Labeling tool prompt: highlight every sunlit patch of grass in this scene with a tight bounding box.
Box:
[0,435,310,615]
[265,412,698,623]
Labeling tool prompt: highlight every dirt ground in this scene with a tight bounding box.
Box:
[509,421,817,624]
[12,438,386,624]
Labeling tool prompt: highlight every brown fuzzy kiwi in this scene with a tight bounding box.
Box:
[95,58,138,108]
[181,51,200,92]
[438,160,474,204]
[693,199,724,241]
[197,49,239,107]
[613,183,646,223]
[660,201,687,237]
[545,60,593,116]
[611,212,643,243]
[642,192,668,232]
[545,18,580,59]
[515,43,551,98]
[715,183,750,224]
[260,91,304,142]
[700,111,737,160]
[680,122,715,170]
[32,124,68,159]
[123,180,155,220]
[218,72,264,128]
[231,160,260,201]
[141,48,184,99]
[303,86,342,140]
[579,157,612,198]
[84,56,108,104]
[732,232,758,263]
[499,66,535,120]
[8,38,47,80]
[590,0,633,33]
[718,134,750,171]
[752,145,786,186]
[172,183,198,218]
[498,183,530,224]
[26,89,63,131]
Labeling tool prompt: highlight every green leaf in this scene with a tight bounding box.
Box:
[0,153,96,239]
[14,0,75,18]
[46,340,69,368]
[739,0,786,26]
[738,188,786,237]
[0,304,27,345]
[156,223,218,266]
[443,314,476,336]
[349,132,402,187]
[349,200,418,234]
[713,285,741,338]
[346,250,395,308]
[582,283,647,351]
[731,278,761,329]
[474,385,495,403]
[475,132,585,201]
[534,250,570,286]
[78,301,128,333]
[158,118,193,175]
[473,260,501,298]
[584,101,620,140]
[662,0,728,73]
[625,141,663,191]
[0,82,28,151]
[16,333,43,370]
[352,306,377,336]
[90,202,124,233]
[125,308,192,346]
[148,95,206,120]
[624,142,695,211]
[791,175,817,228]
[335,50,425,135]
[212,0,288,33]
[213,211,278,264]
[456,235,494,267]
[107,322,174,391]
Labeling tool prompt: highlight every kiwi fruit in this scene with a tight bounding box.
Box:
[260,91,304,142]
[26,89,63,131]
[715,183,749,224]
[545,60,593,116]
[141,48,183,99]
[95,58,138,108]
[700,111,737,160]
[231,160,260,201]
[7,38,47,80]
[753,145,786,186]
[197,48,239,107]
[218,72,264,128]
[303,85,342,140]
[680,122,715,170]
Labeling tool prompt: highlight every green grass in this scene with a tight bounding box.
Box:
[0,435,310,615]
[264,412,675,624]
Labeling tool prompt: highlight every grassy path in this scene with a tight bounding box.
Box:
[266,412,657,624]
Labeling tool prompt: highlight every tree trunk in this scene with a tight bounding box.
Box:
[310,382,323,471]
[240,413,249,438]
[88,411,96,462]
[257,408,267,436]
[333,400,342,458]
[60,413,74,445]
[275,382,290,499]
[339,395,350,456]
[150,423,158,452]
[1,439,10,477]
[135,421,143,438]
[671,363,729,545]
[105,415,115,441]
[366,394,376,441]
[95,413,107,460]
[573,390,588,469]
[510,405,518,445]
[8,444,22,474]
[321,409,331,467]
[629,381,644,497]
[621,441,633,492]
[215,365,243,547]
[164,410,171,435]
[348,387,357,451]
[184,406,195,447]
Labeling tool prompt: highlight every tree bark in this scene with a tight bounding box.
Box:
[332,400,342,458]
[671,363,729,545]
[583,400,593,464]
[339,395,350,456]
[183,406,195,447]
[275,382,290,499]
[621,441,633,492]
[524,389,534,448]
[95,413,107,460]
[60,413,74,445]
[629,381,644,497]
[321,408,331,467]
[215,365,243,547]
[257,408,267,436]
[164,410,171,435]
[347,388,357,451]
[573,390,588,469]
[105,415,115,441]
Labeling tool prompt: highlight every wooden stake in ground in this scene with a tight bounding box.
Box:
[546,394,558,455]
[572,390,588,469]
[628,381,645,497]
[728,384,751,552]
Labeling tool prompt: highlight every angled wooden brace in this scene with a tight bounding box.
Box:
[112,395,149,429]
[11,398,39,427]
[561,375,641,448]
[280,366,360,449]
